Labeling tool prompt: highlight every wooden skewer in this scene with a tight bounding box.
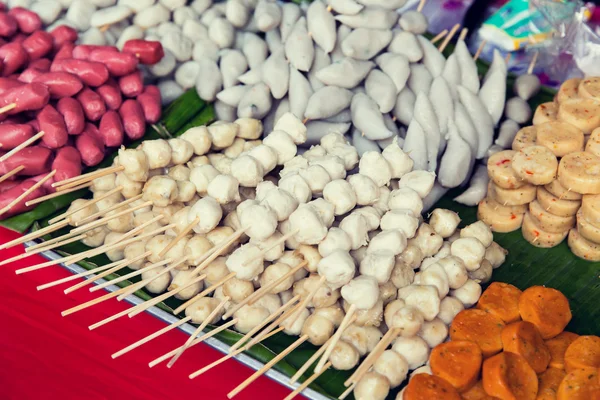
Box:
[115,256,186,301]
[37,258,128,291]
[505,53,512,64]
[458,27,468,41]
[344,328,400,387]
[227,335,310,398]
[284,275,326,327]
[0,219,70,250]
[314,304,357,374]
[0,170,55,216]
[90,257,173,293]
[47,185,124,225]
[190,227,249,275]
[188,326,284,379]
[528,51,539,75]
[112,316,193,359]
[62,280,140,317]
[438,23,460,52]
[151,319,241,369]
[285,362,331,400]
[158,217,199,258]
[71,201,151,233]
[473,40,487,61]
[77,194,144,226]
[52,165,124,188]
[245,302,304,349]
[167,296,231,368]
[25,181,92,207]
[171,272,236,314]
[0,103,17,114]
[417,0,427,12]
[339,382,356,400]
[0,232,88,267]
[64,251,151,294]
[244,229,300,266]
[0,131,44,162]
[0,165,24,184]
[430,29,448,45]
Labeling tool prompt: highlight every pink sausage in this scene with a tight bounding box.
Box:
[56,97,85,135]
[37,104,68,149]
[76,125,105,167]
[32,72,83,98]
[54,42,74,60]
[76,87,106,121]
[17,67,43,83]
[122,40,164,65]
[0,83,50,114]
[119,99,146,140]
[8,7,42,34]
[52,146,82,184]
[22,31,54,60]
[0,146,53,176]
[0,123,33,149]
[119,70,143,98]
[0,77,20,93]
[50,59,109,87]
[88,49,138,77]
[137,85,162,123]
[0,180,19,193]
[98,110,124,147]
[0,42,28,76]
[0,13,18,38]
[28,119,39,133]
[72,44,117,60]
[50,25,78,49]
[96,79,122,111]
[11,33,27,43]
[0,179,47,219]
[28,58,51,71]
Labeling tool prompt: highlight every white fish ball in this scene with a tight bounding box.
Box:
[341,275,379,310]
[141,266,171,294]
[188,197,223,234]
[317,250,356,290]
[392,336,430,370]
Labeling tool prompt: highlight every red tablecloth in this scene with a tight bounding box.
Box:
[0,227,292,400]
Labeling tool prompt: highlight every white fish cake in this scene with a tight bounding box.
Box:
[556,78,581,103]
[557,151,600,194]
[557,98,600,134]
[512,126,538,151]
[578,77,600,101]
[522,212,568,248]
[535,121,584,157]
[511,145,558,185]
[545,179,583,201]
[529,200,575,233]
[533,102,558,125]
[487,150,525,189]
[576,209,600,244]
[488,182,536,206]
[536,186,581,217]
[568,228,600,261]
[586,127,600,157]
[477,197,525,233]
[581,194,600,225]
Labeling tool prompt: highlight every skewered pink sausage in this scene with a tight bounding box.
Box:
[56,97,85,135]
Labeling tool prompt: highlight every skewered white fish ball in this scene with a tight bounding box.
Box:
[187,197,222,234]
[310,155,347,181]
[281,156,309,177]
[329,144,360,171]
[208,122,238,149]
[181,126,212,156]
[261,187,299,221]
[170,270,204,300]
[203,257,229,287]
[352,207,382,231]
[153,203,184,221]
[131,198,153,216]
[450,237,486,271]
[302,314,335,346]
[66,199,98,225]
[461,221,493,247]
[420,263,450,298]
[468,259,493,284]
[168,138,194,165]
[82,227,109,248]
[298,165,332,194]
[250,231,284,262]
[374,350,409,388]
[239,203,278,241]
[235,118,263,139]
[114,172,143,199]
[354,372,390,400]
[317,250,356,290]
[294,245,322,273]
[223,276,255,302]
[485,242,508,268]
[134,212,164,234]
[141,265,172,294]
[278,219,302,250]
[435,256,468,290]
[368,230,407,256]
[397,243,425,270]
[176,181,196,202]
[247,144,278,174]
[330,340,360,370]
[374,185,391,215]
[341,275,380,310]
[418,318,448,348]
[226,243,265,281]
[429,209,460,238]
[207,174,240,204]
[339,213,370,250]
[450,279,482,308]
[91,173,116,192]
[392,336,430,370]
[437,296,465,325]
[293,274,341,308]
[318,228,352,257]
[359,251,395,284]
[184,235,214,263]
[398,285,440,321]
[351,246,368,265]
[289,204,328,245]
[234,304,271,334]
[345,298,384,327]
[411,224,443,257]
[223,138,246,159]
[168,165,191,182]
[390,260,416,289]
[388,187,423,216]
[313,305,345,328]
[259,262,295,294]
[347,174,380,206]
[281,308,311,338]
[118,147,149,182]
[263,130,298,164]
[140,139,172,169]
[231,154,265,187]
[106,209,134,233]
[274,112,308,144]
[323,179,357,215]
[210,153,235,175]
[188,155,210,168]
[104,232,126,262]
[382,139,414,179]
[278,250,308,280]
[185,297,224,324]
[388,303,425,337]
[379,209,419,239]
[145,234,172,264]
[142,176,178,208]
[359,151,392,187]
[399,170,436,198]
[253,294,283,315]
[342,324,383,357]
[278,173,312,204]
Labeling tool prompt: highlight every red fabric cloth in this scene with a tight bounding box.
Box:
[0,227,292,400]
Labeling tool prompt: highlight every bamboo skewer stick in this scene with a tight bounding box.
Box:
[430,29,448,44]
[438,23,460,52]
[52,165,124,189]
[90,257,173,293]
[0,232,88,267]
[171,272,236,314]
[243,229,299,265]
[47,186,124,225]
[115,256,187,301]
[0,165,24,184]
[344,328,400,387]
[227,335,310,398]
[112,316,193,359]
[528,51,539,75]
[473,40,487,61]
[76,194,143,226]
[25,182,92,206]
[284,362,331,400]
[151,319,241,369]
[0,170,56,216]
[37,259,127,291]
[417,0,427,12]
[284,275,326,328]
[167,296,231,368]
[339,382,356,400]
[62,282,137,316]
[0,131,45,162]
[189,227,249,275]
[0,219,70,250]
[70,201,151,233]
[314,304,357,374]
[458,27,468,41]
[158,217,199,257]
[188,326,284,379]
[0,103,17,114]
